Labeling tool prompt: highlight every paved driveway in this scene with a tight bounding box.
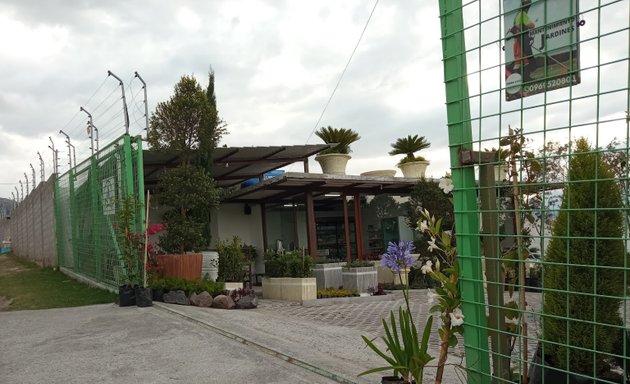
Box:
[0,304,338,384]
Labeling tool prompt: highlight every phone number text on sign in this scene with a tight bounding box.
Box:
[523,74,580,95]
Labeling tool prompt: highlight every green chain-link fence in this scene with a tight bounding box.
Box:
[438,0,629,382]
[55,134,145,288]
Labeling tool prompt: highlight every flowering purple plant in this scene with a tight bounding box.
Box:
[381,240,417,273]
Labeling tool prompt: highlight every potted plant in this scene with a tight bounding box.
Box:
[217,236,248,290]
[115,194,143,307]
[342,259,377,294]
[262,249,316,301]
[389,134,431,178]
[314,126,360,175]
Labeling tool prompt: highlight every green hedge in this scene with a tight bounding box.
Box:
[264,250,313,278]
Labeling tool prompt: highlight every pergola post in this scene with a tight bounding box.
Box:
[353,193,364,260]
[305,191,317,261]
[342,194,351,263]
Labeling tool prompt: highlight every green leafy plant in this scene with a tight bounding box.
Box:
[157,164,219,254]
[315,126,360,154]
[416,176,464,383]
[264,250,313,278]
[542,138,625,376]
[345,260,374,268]
[115,194,142,287]
[389,134,431,165]
[154,276,225,297]
[317,288,359,298]
[217,236,248,282]
[361,309,433,383]
[359,241,433,383]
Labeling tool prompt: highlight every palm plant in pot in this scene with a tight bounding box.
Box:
[389,135,431,178]
[314,126,360,175]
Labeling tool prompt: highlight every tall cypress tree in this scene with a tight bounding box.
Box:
[542,138,625,375]
[149,73,224,252]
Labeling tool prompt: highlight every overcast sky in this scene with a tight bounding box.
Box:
[0,0,452,200]
[1,0,627,201]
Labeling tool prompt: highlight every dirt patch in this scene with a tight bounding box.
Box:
[0,253,27,277]
[0,296,13,311]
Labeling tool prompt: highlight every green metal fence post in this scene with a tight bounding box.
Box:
[134,136,146,234]
[121,134,139,278]
[90,156,102,279]
[438,0,491,382]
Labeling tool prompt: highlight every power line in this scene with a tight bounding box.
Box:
[305,0,379,144]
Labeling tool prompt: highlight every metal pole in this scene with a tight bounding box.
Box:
[48,137,58,174]
[134,71,149,140]
[30,163,36,190]
[37,151,45,183]
[59,130,72,169]
[19,181,23,201]
[11,192,16,208]
[24,173,29,195]
[71,143,76,168]
[14,186,20,203]
[93,125,99,153]
[107,70,130,135]
[80,107,95,156]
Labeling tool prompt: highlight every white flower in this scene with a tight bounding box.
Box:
[450,308,465,327]
[421,260,433,274]
[427,289,439,306]
[419,220,429,233]
[439,177,454,194]
[427,237,439,253]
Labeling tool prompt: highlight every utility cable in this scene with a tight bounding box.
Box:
[305,0,379,145]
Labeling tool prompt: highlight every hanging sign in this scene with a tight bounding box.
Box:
[504,0,581,100]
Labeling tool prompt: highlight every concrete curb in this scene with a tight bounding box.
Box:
[154,302,358,384]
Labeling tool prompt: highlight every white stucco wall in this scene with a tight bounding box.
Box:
[211,203,265,273]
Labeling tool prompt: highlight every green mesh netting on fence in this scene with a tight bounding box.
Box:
[55,134,145,288]
[438,0,629,382]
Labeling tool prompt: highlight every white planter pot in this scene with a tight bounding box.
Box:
[360,170,397,177]
[398,160,430,178]
[201,251,219,281]
[315,153,351,175]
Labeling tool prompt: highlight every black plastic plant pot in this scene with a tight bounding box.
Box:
[135,286,153,307]
[118,285,136,307]
[380,376,404,384]
[152,287,165,302]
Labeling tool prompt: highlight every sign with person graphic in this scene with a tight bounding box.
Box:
[504,0,581,100]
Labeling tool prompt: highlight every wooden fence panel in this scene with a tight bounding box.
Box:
[156,253,202,281]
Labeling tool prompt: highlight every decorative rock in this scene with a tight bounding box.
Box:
[212,294,236,309]
[190,291,213,307]
[163,290,190,305]
[236,294,258,309]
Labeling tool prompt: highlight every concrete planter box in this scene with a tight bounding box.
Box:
[262,277,317,301]
[223,282,244,291]
[314,262,344,289]
[342,266,377,293]
[373,262,409,286]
